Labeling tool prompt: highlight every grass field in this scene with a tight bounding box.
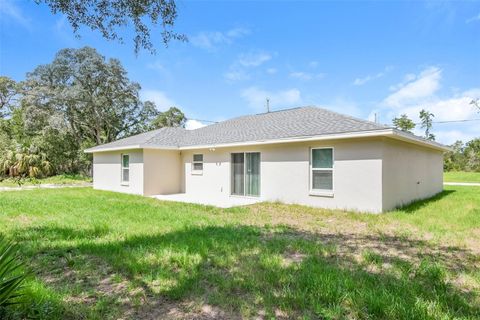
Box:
[0,186,479,319]
[0,174,92,187]
[444,171,480,183]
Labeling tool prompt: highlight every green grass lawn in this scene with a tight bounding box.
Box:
[0,186,479,319]
[444,171,480,183]
[0,174,92,187]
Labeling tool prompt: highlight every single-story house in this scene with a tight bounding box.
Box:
[85,106,450,213]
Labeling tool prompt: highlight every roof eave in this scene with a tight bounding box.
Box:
[386,130,452,152]
[84,144,179,153]
[178,129,451,152]
[84,129,451,153]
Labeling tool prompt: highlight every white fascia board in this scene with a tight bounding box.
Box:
[84,145,179,153]
[84,129,450,153]
[84,145,143,153]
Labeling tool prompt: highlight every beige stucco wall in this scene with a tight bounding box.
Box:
[92,137,444,213]
[92,149,144,195]
[143,149,182,196]
[182,138,384,213]
[381,138,443,211]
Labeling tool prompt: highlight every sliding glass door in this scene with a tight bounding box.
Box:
[231,152,260,196]
[231,153,245,196]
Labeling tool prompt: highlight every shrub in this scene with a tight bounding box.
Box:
[0,235,28,311]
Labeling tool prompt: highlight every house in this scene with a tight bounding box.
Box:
[84,106,449,213]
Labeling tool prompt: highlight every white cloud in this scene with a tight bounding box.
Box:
[225,27,250,38]
[380,67,480,144]
[224,50,272,82]
[290,72,326,81]
[466,13,480,23]
[190,27,250,50]
[383,66,442,108]
[185,119,207,130]
[237,51,271,67]
[353,66,393,86]
[141,90,176,111]
[309,61,319,68]
[241,87,302,111]
[0,0,31,29]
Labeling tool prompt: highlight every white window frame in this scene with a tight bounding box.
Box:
[192,154,203,175]
[121,154,130,185]
[310,147,334,197]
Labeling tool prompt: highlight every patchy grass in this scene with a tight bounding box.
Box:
[0,174,92,187]
[0,186,479,319]
[444,171,480,183]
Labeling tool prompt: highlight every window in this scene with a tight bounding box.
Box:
[310,148,333,193]
[121,154,129,184]
[192,154,203,173]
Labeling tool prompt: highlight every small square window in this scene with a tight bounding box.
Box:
[192,154,203,174]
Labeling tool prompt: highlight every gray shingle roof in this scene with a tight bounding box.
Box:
[85,127,186,152]
[86,106,446,152]
[181,106,388,147]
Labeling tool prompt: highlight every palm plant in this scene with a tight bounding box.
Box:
[0,147,51,184]
[0,235,27,309]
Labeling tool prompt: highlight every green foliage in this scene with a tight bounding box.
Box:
[1,47,187,179]
[392,114,415,133]
[36,0,186,54]
[419,109,435,141]
[0,235,27,309]
[0,76,19,117]
[22,47,157,145]
[444,139,480,172]
[0,146,51,181]
[150,106,186,129]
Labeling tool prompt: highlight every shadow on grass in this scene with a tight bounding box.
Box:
[9,224,480,319]
[396,189,456,213]
[9,222,480,320]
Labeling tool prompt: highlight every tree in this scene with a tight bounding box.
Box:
[464,138,480,171]
[0,76,19,117]
[392,114,415,133]
[36,0,186,54]
[151,107,186,129]
[22,47,157,146]
[419,109,435,141]
[444,140,465,171]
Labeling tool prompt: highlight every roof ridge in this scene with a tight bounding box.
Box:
[310,105,390,129]
[189,106,313,132]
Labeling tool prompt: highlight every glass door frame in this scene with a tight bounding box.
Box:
[230,152,261,197]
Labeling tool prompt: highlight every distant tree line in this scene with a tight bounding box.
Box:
[0,47,186,180]
[392,110,480,172]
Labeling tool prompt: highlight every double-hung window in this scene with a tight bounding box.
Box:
[310,148,333,194]
[121,154,129,184]
[192,154,203,174]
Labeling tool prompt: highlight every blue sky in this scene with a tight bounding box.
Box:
[1,0,479,144]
